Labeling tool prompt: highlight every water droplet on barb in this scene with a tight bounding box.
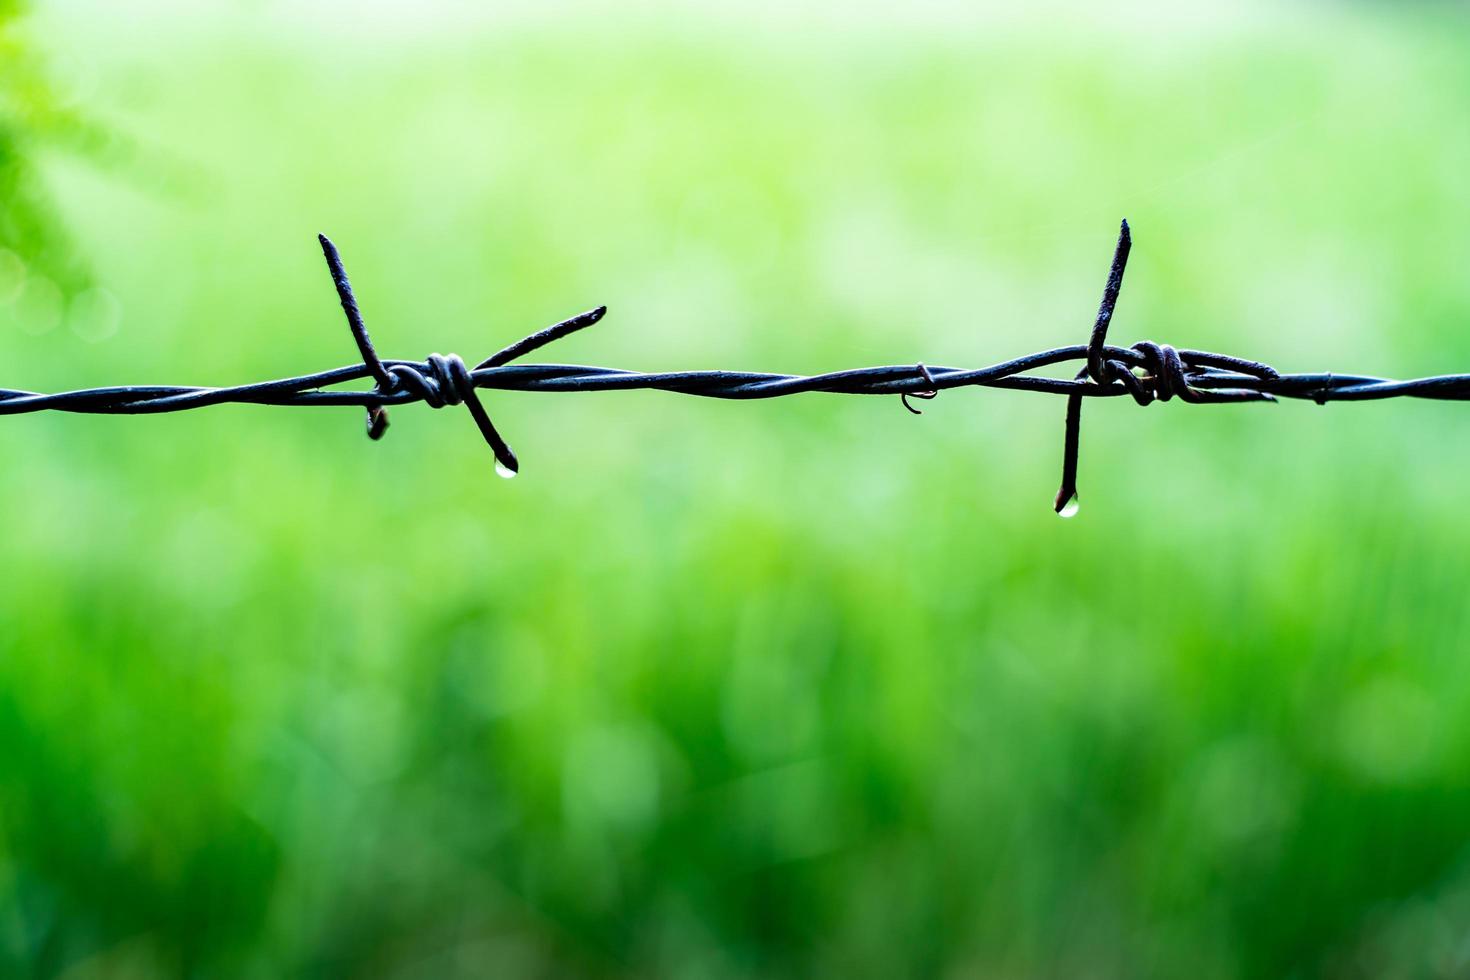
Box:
[1057,494,1080,519]
[495,460,518,480]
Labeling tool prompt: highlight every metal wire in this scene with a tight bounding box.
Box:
[3,224,1467,511]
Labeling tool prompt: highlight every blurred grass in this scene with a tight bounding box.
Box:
[2,0,1470,976]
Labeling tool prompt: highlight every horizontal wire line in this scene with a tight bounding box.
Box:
[6,352,1468,415]
[2,226,1462,508]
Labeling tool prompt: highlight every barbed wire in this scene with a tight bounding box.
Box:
[3,222,1468,513]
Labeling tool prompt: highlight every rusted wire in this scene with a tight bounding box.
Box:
[3,225,1466,512]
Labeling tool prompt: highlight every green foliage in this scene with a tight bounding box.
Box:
[0,1,90,296]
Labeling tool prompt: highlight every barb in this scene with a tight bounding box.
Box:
[3,226,1467,512]
[900,363,938,415]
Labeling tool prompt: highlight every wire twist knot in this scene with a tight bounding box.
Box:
[1054,222,1284,514]
[317,233,606,476]
[389,354,475,409]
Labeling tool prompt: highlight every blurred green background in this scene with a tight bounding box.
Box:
[3,0,1470,976]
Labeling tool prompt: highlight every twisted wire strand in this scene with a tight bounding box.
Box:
[3,227,1467,509]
